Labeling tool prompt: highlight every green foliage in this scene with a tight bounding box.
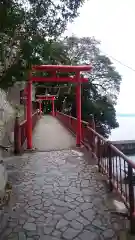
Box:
[0,1,121,137]
[58,36,121,137]
[0,0,84,88]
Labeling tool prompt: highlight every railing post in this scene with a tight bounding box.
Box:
[108,145,113,191]
[97,138,101,172]
[26,77,32,149]
[14,116,21,154]
[128,164,135,234]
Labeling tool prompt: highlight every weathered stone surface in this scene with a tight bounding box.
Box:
[70,220,83,230]
[80,202,93,211]
[103,229,115,238]
[44,226,53,234]
[23,222,36,231]
[18,232,27,240]
[81,209,95,222]
[53,199,66,207]
[0,144,128,239]
[64,210,78,221]
[52,230,61,238]
[63,227,81,240]
[79,230,99,240]
[56,219,68,229]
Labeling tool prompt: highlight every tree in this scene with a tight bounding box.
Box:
[57,36,122,137]
[0,0,85,88]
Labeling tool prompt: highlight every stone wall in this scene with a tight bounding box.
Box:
[0,83,25,157]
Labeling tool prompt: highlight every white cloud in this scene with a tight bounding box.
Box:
[65,0,135,113]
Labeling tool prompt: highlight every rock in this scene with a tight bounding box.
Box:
[63,227,81,239]
[64,210,78,221]
[56,219,68,229]
[23,222,36,231]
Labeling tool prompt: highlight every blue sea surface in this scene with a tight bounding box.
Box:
[110,114,135,162]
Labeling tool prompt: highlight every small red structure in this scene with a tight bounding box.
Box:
[36,95,56,117]
[26,65,92,149]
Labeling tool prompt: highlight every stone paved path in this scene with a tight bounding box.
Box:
[32,116,76,151]
[0,149,127,240]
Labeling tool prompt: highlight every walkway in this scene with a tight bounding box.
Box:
[32,116,76,151]
[0,117,128,239]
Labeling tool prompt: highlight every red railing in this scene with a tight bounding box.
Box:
[14,111,39,153]
[56,111,135,234]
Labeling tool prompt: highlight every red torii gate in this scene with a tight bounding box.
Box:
[36,95,56,117]
[26,65,92,149]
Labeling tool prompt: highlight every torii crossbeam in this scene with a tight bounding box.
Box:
[26,64,92,149]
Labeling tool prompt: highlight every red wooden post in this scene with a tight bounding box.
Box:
[26,77,32,149]
[52,99,55,116]
[76,72,81,147]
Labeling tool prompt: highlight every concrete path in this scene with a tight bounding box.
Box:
[0,149,128,239]
[32,115,76,151]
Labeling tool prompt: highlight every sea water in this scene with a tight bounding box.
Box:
[109,115,135,163]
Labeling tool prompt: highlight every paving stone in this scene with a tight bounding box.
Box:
[70,219,83,230]
[82,189,91,195]
[92,219,106,230]
[61,226,68,232]
[8,233,19,239]
[53,214,61,220]
[53,199,66,207]
[81,180,89,187]
[43,201,52,207]
[103,229,115,238]
[26,231,39,238]
[81,209,95,222]
[23,222,36,231]
[30,195,41,200]
[52,230,61,238]
[74,207,82,213]
[37,215,45,222]
[56,218,69,229]
[54,206,69,214]
[29,199,42,205]
[27,217,35,223]
[62,227,81,239]
[35,204,43,210]
[44,226,54,234]
[18,232,27,240]
[65,196,74,202]
[19,219,26,225]
[0,145,128,239]
[34,210,44,215]
[79,230,99,240]
[80,202,93,211]
[47,219,58,227]
[77,216,90,226]
[76,197,84,203]
[64,210,78,221]
[43,236,59,240]
[68,203,77,209]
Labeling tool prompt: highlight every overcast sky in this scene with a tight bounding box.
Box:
[65,0,135,114]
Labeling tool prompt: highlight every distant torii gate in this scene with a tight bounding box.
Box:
[36,95,56,117]
[26,65,92,149]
